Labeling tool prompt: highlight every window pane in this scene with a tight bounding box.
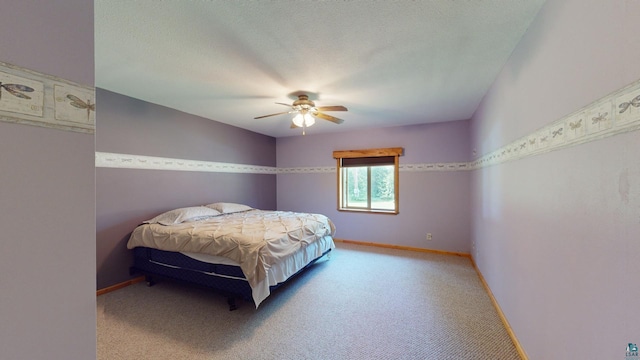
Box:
[335,148,400,214]
[344,167,368,208]
[371,165,395,210]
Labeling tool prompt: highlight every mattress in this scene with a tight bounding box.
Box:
[134,235,334,306]
[128,209,336,307]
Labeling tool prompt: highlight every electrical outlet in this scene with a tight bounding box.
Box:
[426,233,432,241]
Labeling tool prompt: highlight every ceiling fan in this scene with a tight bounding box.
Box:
[254,94,348,135]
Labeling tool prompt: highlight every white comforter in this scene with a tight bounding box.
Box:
[127,210,336,305]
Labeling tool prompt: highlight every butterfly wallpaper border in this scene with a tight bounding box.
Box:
[0,61,94,134]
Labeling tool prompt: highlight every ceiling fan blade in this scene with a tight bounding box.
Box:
[314,111,344,124]
[275,102,293,107]
[254,111,292,119]
[316,105,348,112]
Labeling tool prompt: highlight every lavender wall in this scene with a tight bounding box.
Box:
[0,1,96,359]
[96,89,277,289]
[470,1,640,359]
[277,121,471,253]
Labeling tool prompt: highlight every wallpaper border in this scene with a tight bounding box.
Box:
[95,152,469,174]
[470,78,640,168]
[0,61,95,134]
[95,152,277,174]
[96,78,640,174]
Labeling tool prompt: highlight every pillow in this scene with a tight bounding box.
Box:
[143,206,221,225]
[205,202,253,214]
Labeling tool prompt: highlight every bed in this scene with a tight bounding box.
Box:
[127,202,336,310]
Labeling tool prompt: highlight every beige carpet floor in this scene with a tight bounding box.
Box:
[97,242,520,359]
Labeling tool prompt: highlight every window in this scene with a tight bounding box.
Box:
[333,147,403,214]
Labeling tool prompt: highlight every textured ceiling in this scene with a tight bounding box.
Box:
[95,0,546,138]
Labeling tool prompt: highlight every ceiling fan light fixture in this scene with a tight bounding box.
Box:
[292,113,304,127]
[292,111,315,127]
[304,112,315,126]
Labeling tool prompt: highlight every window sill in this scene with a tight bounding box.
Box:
[337,208,398,215]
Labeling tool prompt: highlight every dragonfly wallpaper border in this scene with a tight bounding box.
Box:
[0,61,94,133]
[470,78,640,169]
[96,77,640,174]
[95,151,472,174]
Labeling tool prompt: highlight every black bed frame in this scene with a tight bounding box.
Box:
[130,247,331,310]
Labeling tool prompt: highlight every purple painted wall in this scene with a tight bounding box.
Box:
[96,89,277,289]
[96,89,276,166]
[0,1,96,359]
[470,0,640,359]
[277,121,471,253]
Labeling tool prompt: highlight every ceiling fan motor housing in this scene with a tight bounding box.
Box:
[292,94,316,111]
